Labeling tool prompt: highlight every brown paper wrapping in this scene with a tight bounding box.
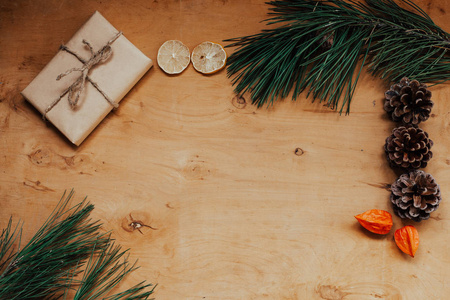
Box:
[21,11,152,146]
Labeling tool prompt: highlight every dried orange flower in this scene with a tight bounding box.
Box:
[355,209,393,234]
[394,225,419,257]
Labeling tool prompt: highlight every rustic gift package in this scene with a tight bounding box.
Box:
[21,11,152,146]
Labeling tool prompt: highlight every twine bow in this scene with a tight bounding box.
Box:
[44,31,122,118]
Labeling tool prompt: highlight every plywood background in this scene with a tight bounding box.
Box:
[1,0,450,299]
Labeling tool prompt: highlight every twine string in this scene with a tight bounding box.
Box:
[44,31,122,119]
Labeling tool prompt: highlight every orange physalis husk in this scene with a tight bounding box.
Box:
[355,209,393,234]
[394,225,419,257]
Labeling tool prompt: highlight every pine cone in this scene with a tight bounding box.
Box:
[391,170,441,222]
[384,77,433,125]
[385,125,433,169]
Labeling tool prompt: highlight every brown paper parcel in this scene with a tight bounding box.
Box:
[21,11,152,146]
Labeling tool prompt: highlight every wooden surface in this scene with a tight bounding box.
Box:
[1,0,450,299]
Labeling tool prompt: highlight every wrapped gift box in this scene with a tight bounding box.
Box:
[21,11,152,146]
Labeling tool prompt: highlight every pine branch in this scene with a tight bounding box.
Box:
[0,190,155,300]
[73,242,155,300]
[225,0,450,114]
[0,217,22,272]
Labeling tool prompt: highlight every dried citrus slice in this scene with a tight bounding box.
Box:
[191,41,227,74]
[157,40,190,74]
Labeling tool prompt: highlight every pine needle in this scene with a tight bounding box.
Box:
[0,190,155,300]
[225,0,450,114]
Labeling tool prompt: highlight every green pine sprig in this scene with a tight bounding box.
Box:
[0,190,155,300]
[225,0,450,114]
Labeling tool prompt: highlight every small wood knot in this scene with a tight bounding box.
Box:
[316,284,346,300]
[63,156,75,166]
[231,95,246,109]
[121,213,157,234]
[28,148,52,166]
[294,148,304,156]
[130,221,158,234]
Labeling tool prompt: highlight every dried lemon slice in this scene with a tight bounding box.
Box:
[191,41,227,74]
[157,40,190,74]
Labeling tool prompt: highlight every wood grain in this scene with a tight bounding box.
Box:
[1,0,450,299]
